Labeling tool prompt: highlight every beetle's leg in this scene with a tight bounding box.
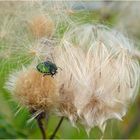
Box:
[43,73,51,77]
[51,74,54,78]
[50,72,55,78]
[43,74,47,77]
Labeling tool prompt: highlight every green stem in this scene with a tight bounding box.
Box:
[36,117,46,139]
[50,117,64,139]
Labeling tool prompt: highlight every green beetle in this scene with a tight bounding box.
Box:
[36,61,58,77]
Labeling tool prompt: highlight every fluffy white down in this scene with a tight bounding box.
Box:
[54,24,140,133]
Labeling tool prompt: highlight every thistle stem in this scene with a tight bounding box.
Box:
[36,117,46,139]
[30,110,46,139]
[50,117,64,139]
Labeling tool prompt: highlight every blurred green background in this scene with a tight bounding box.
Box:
[0,1,140,139]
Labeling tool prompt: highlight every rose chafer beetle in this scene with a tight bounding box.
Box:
[36,61,58,77]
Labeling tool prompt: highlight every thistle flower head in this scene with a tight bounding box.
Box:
[6,66,58,113]
[29,15,54,38]
[53,24,140,133]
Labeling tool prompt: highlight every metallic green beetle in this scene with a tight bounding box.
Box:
[36,61,58,77]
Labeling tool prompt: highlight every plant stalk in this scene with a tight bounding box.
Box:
[50,117,64,139]
[36,117,46,139]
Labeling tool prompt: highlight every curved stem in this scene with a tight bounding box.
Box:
[37,117,46,139]
[50,117,64,139]
[30,110,46,139]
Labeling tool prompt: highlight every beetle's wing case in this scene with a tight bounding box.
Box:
[44,61,58,70]
[37,62,49,73]
[36,63,43,72]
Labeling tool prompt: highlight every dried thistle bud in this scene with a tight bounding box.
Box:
[29,15,54,38]
[6,67,58,113]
